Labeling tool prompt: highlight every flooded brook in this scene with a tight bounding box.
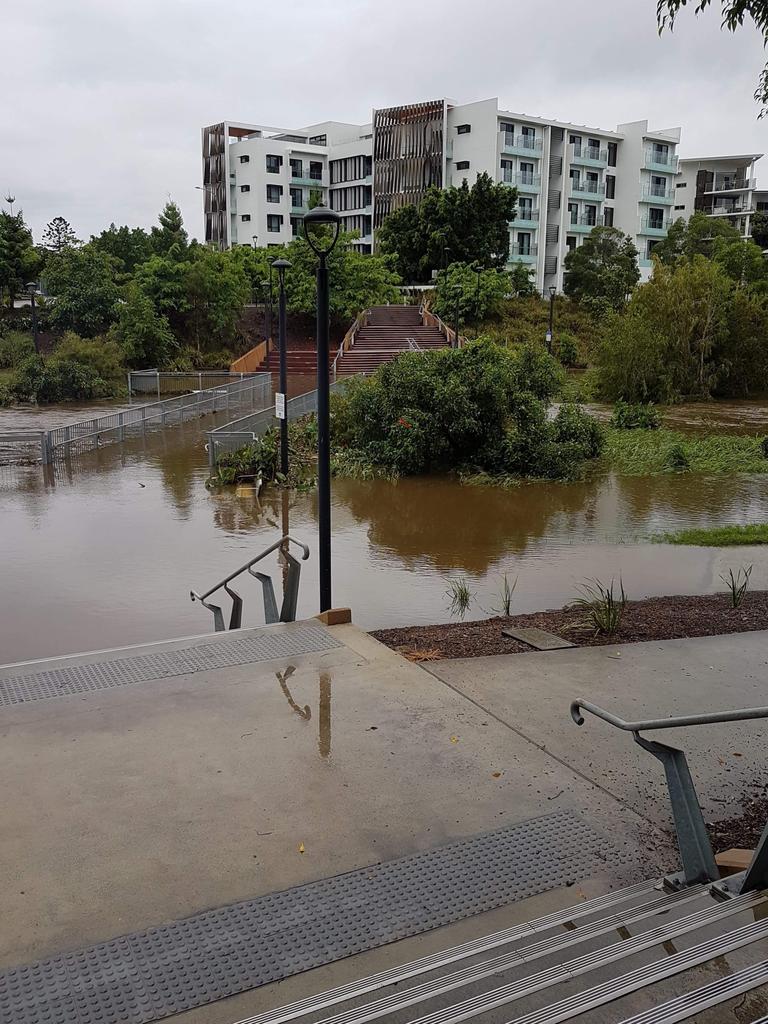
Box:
[2,397,768,664]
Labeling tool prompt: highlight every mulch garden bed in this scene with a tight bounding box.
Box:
[710,786,768,853]
[371,592,768,661]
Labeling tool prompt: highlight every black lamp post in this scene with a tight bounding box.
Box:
[547,285,556,354]
[474,264,482,331]
[271,258,291,476]
[453,286,462,349]
[303,204,341,613]
[26,282,40,354]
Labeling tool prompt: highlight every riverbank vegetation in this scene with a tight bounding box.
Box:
[605,428,768,476]
[656,524,768,547]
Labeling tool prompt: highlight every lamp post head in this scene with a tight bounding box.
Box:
[25,282,38,295]
[271,257,291,285]
[303,205,341,258]
[548,285,557,298]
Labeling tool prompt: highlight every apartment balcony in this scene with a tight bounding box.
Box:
[567,216,602,233]
[290,205,307,216]
[710,204,755,216]
[569,180,605,201]
[640,186,675,205]
[706,176,756,193]
[643,149,679,173]
[290,175,325,188]
[514,209,540,228]
[639,217,670,235]
[570,144,608,168]
[508,244,538,264]
[503,172,541,192]
[501,133,543,158]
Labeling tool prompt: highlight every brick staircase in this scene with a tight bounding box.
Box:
[246,305,450,378]
[335,304,448,375]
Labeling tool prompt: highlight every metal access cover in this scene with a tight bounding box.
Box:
[0,624,340,707]
[0,810,610,1024]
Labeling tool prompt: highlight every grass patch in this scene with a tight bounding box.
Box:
[657,523,768,546]
[604,428,768,476]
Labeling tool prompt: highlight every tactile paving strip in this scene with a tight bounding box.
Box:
[0,624,340,706]
[0,810,613,1024]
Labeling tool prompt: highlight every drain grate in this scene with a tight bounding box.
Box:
[0,624,341,707]
[0,810,615,1024]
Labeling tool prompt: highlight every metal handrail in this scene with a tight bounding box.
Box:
[571,700,768,733]
[572,698,768,892]
[331,309,368,380]
[191,535,310,631]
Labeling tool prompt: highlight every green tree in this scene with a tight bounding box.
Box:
[712,237,768,287]
[133,254,191,336]
[90,223,154,277]
[751,209,768,248]
[433,262,510,325]
[652,211,741,263]
[151,200,188,257]
[184,249,250,352]
[0,206,39,309]
[563,227,640,309]
[43,244,120,335]
[377,173,517,282]
[715,286,768,395]
[111,285,176,368]
[41,216,81,253]
[657,0,768,116]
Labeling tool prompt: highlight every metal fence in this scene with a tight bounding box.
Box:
[45,375,272,463]
[0,431,49,465]
[128,370,261,397]
[206,379,351,472]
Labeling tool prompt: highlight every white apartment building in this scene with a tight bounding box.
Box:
[202,98,762,291]
[673,155,762,240]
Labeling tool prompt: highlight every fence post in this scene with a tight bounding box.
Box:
[198,372,203,392]
[127,372,133,404]
[40,431,52,465]
[156,371,161,398]
[118,412,125,442]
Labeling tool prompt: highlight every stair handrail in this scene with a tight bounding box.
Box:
[331,309,369,380]
[572,698,768,892]
[191,535,310,631]
[419,304,467,349]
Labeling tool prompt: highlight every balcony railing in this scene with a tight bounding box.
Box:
[503,172,541,189]
[639,216,670,234]
[502,133,543,156]
[290,175,325,188]
[711,204,755,216]
[509,244,538,261]
[567,215,603,232]
[570,144,608,166]
[569,179,605,199]
[641,186,675,204]
[709,176,756,193]
[643,149,679,172]
[515,208,540,224]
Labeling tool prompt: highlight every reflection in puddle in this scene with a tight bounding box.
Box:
[275,666,332,759]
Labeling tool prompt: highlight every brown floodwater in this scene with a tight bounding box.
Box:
[2,397,768,665]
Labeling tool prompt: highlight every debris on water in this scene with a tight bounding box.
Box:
[298,842,305,854]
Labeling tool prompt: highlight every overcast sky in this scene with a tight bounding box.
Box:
[2,0,766,241]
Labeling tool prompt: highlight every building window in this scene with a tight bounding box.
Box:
[290,158,303,178]
[517,232,531,255]
[607,142,617,167]
[290,217,302,237]
[456,124,471,134]
[569,168,580,189]
[501,158,514,183]
[456,160,470,170]
[520,161,534,183]
[568,202,578,225]
[501,122,514,134]
[266,184,283,203]
[647,240,659,258]
[521,125,536,139]
[241,214,251,222]
[566,235,577,252]
[239,155,250,164]
[585,205,597,226]
[519,197,533,219]
[309,161,323,181]
[674,204,685,210]
[586,171,599,191]
[240,184,250,193]
[603,206,614,227]
[266,154,282,174]
[309,134,327,146]
[267,214,283,232]
[290,187,303,208]
[605,174,616,199]
[676,181,687,188]
[569,133,581,146]
[649,207,665,229]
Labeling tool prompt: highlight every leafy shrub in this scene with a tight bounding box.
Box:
[571,578,627,635]
[611,400,661,430]
[11,355,112,404]
[553,403,605,458]
[0,331,35,369]
[52,332,125,388]
[208,417,318,489]
[720,565,753,608]
[0,384,13,407]
[664,442,690,471]
[557,332,581,368]
[761,437,768,459]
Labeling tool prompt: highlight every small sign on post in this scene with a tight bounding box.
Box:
[275,392,286,420]
[545,330,552,345]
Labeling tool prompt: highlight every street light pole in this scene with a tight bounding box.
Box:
[26,283,40,354]
[271,258,291,476]
[303,204,341,613]
[547,285,556,354]
[453,287,461,349]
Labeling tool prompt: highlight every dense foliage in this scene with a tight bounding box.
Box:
[611,401,661,430]
[432,263,513,326]
[651,212,742,263]
[0,206,40,309]
[563,227,640,310]
[329,341,603,480]
[377,174,517,282]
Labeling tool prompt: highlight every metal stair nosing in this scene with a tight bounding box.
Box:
[383,890,768,1024]
[272,888,709,1024]
[615,958,768,1024]
[232,879,661,1024]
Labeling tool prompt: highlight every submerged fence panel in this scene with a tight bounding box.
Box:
[45,375,272,463]
[206,379,350,472]
[128,370,260,398]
